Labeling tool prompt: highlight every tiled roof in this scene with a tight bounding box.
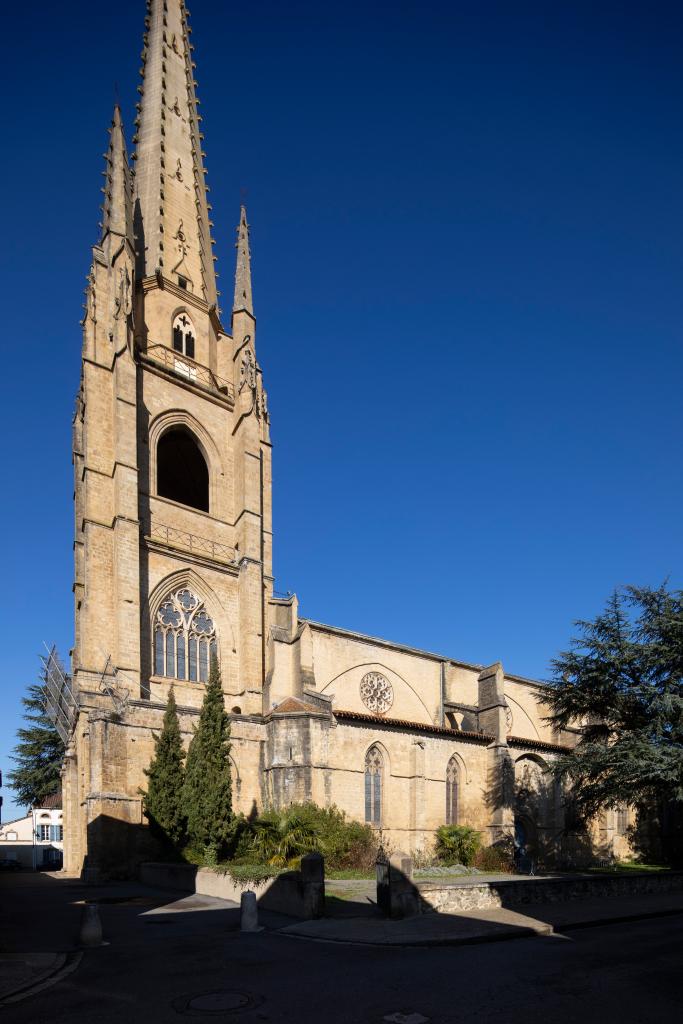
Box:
[265,696,326,717]
[35,791,62,810]
[333,709,493,744]
[508,735,572,754]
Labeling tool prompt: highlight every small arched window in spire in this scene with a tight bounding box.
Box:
[153,587,217,683]
[172,312,195,360]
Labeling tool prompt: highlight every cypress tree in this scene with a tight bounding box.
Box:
[9,683,65,809]
[142,686,187,847]
[183,655,233,860]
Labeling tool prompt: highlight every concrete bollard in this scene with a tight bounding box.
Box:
[240,890,262,932]
[80,903,104,947]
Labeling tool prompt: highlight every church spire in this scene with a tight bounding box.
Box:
[133,0,217,306]
[233,205,253,316]
[101,105,133,245]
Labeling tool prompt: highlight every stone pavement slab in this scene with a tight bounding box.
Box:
[281,890,683,946]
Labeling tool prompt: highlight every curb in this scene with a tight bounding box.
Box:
[0,952,83,1006]
[275,905,683,949]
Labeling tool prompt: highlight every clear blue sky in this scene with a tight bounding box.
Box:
[1,1,681,821]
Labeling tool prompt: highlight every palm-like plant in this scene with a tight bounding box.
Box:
[250,809,320,867]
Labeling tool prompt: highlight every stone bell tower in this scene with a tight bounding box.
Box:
[64,0,273,875]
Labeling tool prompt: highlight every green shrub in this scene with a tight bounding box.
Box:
[435,825,482,866]
[218,863,283,886]
[236,802,377,870]
[474,843,514,873]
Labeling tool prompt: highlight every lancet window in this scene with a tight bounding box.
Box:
[153,587,216,683]
[364,746,383,827]
[446,756,459,825]
[172,312,196,359]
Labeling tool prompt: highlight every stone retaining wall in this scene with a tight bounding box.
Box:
[140,858,324,919]
[415,872,683,915]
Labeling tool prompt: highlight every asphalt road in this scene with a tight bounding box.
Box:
[1,872,681,1023]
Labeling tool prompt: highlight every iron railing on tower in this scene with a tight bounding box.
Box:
[144,345,235,399]
[147,520,237,565]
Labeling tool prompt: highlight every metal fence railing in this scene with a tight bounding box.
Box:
[148,521,236,564]
[146,345,235,400]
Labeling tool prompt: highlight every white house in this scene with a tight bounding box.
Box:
[0,793,63,870]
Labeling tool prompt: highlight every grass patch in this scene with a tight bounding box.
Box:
[325,892,366,905]
[326,868,374,880]
[588,861,670,874]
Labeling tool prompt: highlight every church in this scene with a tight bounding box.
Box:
[61,0,630,877]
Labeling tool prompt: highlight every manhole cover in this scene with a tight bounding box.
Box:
[191,993,249,1012]
[384,1015,430,1024]
[173,990,261,1016]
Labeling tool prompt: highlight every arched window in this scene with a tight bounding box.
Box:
[157,428,209,512]
[446,756,459,825]
[364,746,383,826]
[154,587,217,683]
[615,806,629,835]
[172,312,195,359]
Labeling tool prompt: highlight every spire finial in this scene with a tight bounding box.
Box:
[133,0,217,305]
[233,204,253,316]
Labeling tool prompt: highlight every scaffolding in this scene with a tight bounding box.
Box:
[97,653,131,716]
[42,645,78,745]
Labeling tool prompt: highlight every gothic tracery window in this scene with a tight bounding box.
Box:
[446,756,459,825]
[172,312,196,359]
[364,745,383,827]
[154,587,216,683]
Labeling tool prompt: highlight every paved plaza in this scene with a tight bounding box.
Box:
[1,872,681,1023]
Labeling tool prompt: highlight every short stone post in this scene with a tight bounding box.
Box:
[300,852,325,919]
[240,890,262,932]
[376,847,390,916]
[79,903,104,947]
[389,851,419,919]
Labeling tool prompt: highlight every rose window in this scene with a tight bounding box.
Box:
[154,587,216,682]
[359,672,394,714]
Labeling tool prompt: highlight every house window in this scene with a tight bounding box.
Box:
[172,312,195,359]
[154,587,216,683]
[38,824,51,841]
[364,746,383,827]
[616,806,629,835]
[157,428,209,512]
[6,831,18,842]
[446,756,459,825]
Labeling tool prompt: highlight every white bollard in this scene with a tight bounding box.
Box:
[80,903,104,947]
[240,890,262,932]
